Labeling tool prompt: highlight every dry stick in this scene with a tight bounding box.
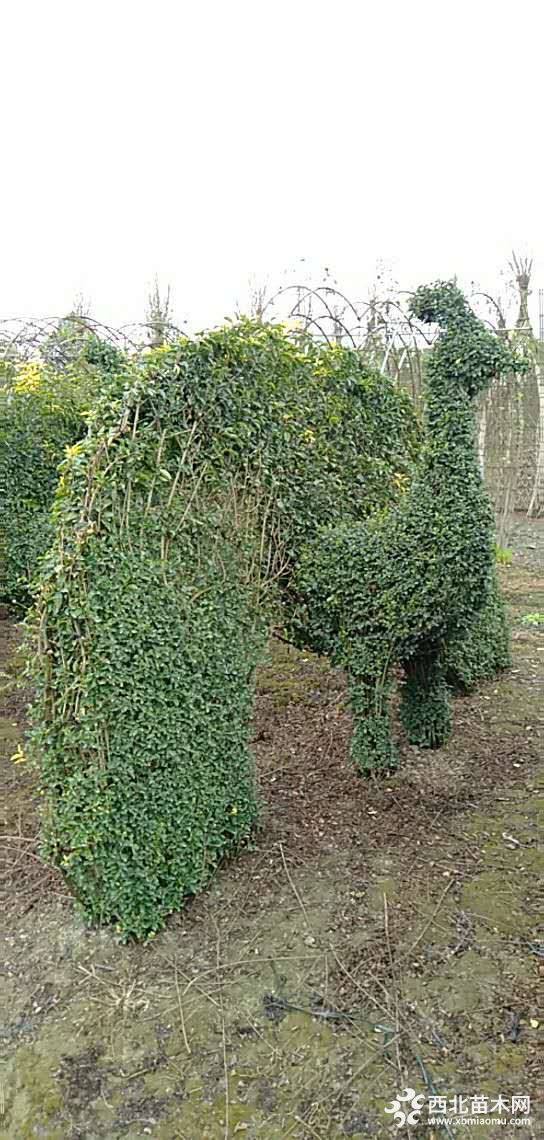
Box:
[288,1031,403,1140]
[156,980,232,1029]
[293,1114,328,1140]
[275,851,402,1137]
[277,842,403,1032]
[176,974,220,1012]
[76,963,129,998]
[147,952,321,1032]
[178,952,318,1000]
[329,947,441,1074]
[169,464,208,541]
[144,428,168,514]
[213,923,230,1140]
[165,977,282,1063]
[383,891,403,1084]
[0,834,37,842]
[330,949,394,1025]
[278,842,312,931]
[165,420,199,510]
[397,878,455,964]
[0,845,47,867]
[130,402,140,439]
[173,961,191,1056]
[320,1033,404,1139]
[330,1039,401,1110]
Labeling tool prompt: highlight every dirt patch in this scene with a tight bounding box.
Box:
[507,511,544,572]
[1,527,543,1139]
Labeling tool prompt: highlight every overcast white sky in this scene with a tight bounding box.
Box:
[1,0,542,330]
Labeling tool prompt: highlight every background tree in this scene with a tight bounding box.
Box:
[235,274,271,322]
[511,251,533,334]
[40,295,93,370]
[146,276,174,347]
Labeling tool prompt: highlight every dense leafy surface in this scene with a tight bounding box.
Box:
[29,297,522,937]
[0,338,124,610]
[294,283,521,769]
[31,323,418,937]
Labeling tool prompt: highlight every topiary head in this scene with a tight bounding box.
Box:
[409,280,470,328]
[410,280,524,397]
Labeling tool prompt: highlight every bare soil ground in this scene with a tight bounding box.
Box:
[1,524,543,1140]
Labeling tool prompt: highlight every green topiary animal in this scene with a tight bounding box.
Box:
[28,288,521,936]
[293,282,522,770]
[30,323,417,938]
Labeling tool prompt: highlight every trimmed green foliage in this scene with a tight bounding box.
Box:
[0,339,124,611]
[0,363,87,610]
[38,503,266,938]
[30,295,519,936]
[444,576,511,693]
[293,283,522,771]
[31,322,418,938]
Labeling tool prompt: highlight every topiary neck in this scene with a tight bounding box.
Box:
[423,370,479,475]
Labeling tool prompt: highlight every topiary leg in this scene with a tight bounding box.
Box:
[488,583,511,671]
[444,572,511,693]
[348,658,397,773]
[400,651,452,748]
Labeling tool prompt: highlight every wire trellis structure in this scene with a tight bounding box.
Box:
[259,283,435,402]
[260,283,544,522]
[0,314,188,365]
[1,286,542,523]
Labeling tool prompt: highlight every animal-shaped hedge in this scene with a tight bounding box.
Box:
[30,322,418,938]
[293,283,521,770]
[30,294,522,937]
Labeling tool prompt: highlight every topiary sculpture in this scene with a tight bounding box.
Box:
[29,287,521,937]
[30,323,417,938]
[293,282,522,771]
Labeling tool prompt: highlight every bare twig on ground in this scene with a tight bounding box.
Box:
[173,960,191,1055]
[212,920,230,1140]
[279,841,312,931]
[383,891,403,1083]
[397,878,455,964]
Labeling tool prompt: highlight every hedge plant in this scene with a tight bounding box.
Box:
[31,321,419,938]
[0,338,124,610]
[293,282,523,771]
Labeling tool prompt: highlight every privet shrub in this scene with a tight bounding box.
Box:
[31,322,419,938]
[293,283,523,771]
[444,576,510,693]
[38,497,267,937]
[0,338,124,610]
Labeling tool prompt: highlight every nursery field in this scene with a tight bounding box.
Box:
[0,520,542,1140]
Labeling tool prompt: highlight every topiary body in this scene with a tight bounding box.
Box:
[31,323,417,938]
[293,282,521,770]
[29,291,520,935]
